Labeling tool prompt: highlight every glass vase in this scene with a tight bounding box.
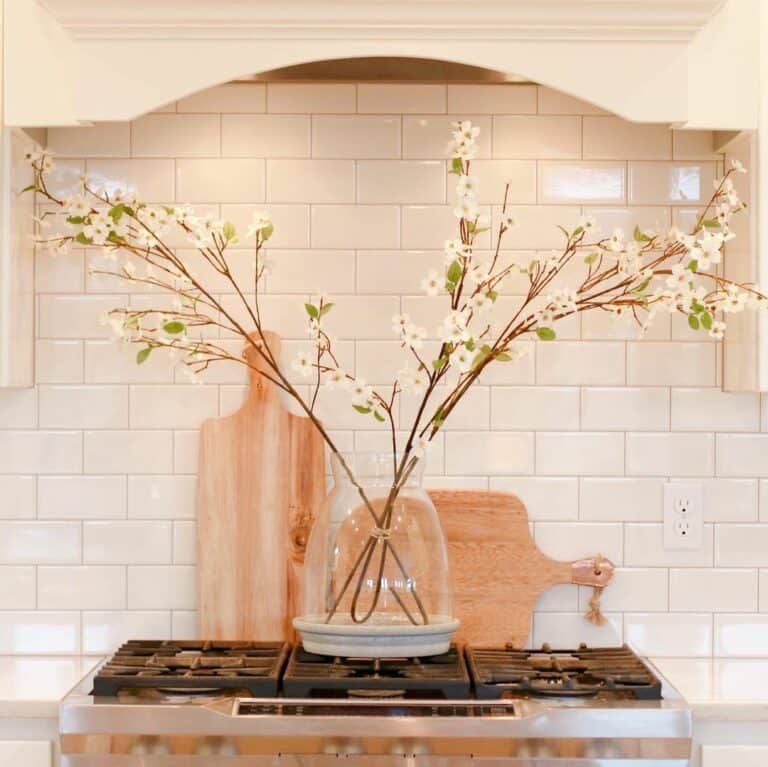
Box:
[294,452,458,657]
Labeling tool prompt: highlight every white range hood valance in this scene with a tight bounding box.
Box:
[3,0,759,129]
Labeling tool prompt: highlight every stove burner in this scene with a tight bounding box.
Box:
[466,643,663,700]
[92,640,289,697]
[282,645,471,699]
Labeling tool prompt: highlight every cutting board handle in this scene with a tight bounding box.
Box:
[243,331,282,399]
[569,556,615,587]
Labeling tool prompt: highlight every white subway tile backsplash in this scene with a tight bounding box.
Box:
[537,86,607,115]
[581,568,668,612]
[0,388,37,428]
[627,342,716,386]
[311,205,399,249]
[538,162,626,204]
[716,435,768,477]
[39,295,119,339]
[128,476,196,519]
[625,523,714,567]
[491,387,579,431]
[39,476,127,519]
[82,611,171,654]
[223,203,310,249]
[222,115,311,157]
[132,114,220,156]
[357,250,442,294]
[312,116,401,158]
[0,431,82,474]
[49,122,131,157]
[36,340,84,384]
[358,161,446,204]
[127,565,196,609]
[581,388,669,431]
[533,612,622,648]
[267,83,355,114]
[625,613,713,657]
[38,566,126,609]
[402,205,491,249]
[446,432,534,475]
[447,84,537,114]
[87,159,175,201]
[403,116,492,159]
[672,130,717,160]
[714,615,768,657]
[39,385,128,428]
[177,83,265,113]
[176,158,265,202]
[267,250,355,293]
[84,430,173,474]
[535,522,623,563]
[699,478,758,522]
[583,117,671,160]
[536,432,625,476]
[537,342,625,386]
[470,160,537,204]
[84,521,172,564]
[0,565,36,608]
[0,521,80,564]
[715,525,768,566]
[129,385,219,429]
[671,389,760,432]
[489,476,578,520]
[358,84,446,114]
[626,432,714,477]
[629,161,718,205]
[670,568,757,612]
[580,478,663,522]
[36,250,85,293]
[493,116,581,159]
[266,159,354,203]
[0,476,37,519]
[84,340,175,384]
[0,611,80,654]
[173,522,197,564]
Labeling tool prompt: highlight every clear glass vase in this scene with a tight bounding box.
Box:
[294,452,458,657]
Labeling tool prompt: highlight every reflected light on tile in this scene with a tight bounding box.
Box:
[540,163,625,203]
[669,165,701,201]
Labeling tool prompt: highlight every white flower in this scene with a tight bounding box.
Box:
[398,367,428,394]
[709,320,726,340]
[291,351,313,378]
[577,214,597,231]
[449,345,473,373]
[421,271,441,296]
[697,231,724,270]
[452,141,478,161]
[444,238,467,261]
[607,228,625,252]
[452,120,480,143]
[182,366,202,385]
[66,196,90,218]
[326,367,350,389]
[456,175,478,199]
[402,324,427,349]
[24,147,44,165]
[138,206,170,231]
[413,437,432,458]
[466,262,490,286]
[41,156,55,173]
[500,211,517,230]
[469,292,493,314]
[172,203,195,225]
[454,197,479,221]
[350,379,374,408]
[136,230,158,249]
[731,159,747,174]
[666,264,691,290]
[547,288,578,314]
[392,313,411,335]
[721,284,747,313]
[247,211,272,239]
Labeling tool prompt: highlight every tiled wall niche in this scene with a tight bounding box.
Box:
[0,81,766,659]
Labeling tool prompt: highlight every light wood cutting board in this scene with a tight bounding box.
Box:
[429,489,614,647]
[197,331,325,641]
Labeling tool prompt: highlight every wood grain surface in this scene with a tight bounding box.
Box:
[197,331,326,640]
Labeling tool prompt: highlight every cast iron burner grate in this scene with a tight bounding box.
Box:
[91,640,290,697]
[283,644,471,699]
[466,643,663,700]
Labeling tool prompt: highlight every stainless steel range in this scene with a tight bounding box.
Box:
[60,640,692,766]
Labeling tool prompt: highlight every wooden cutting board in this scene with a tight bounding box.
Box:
[197,331,326,640]
[429,489,614,647]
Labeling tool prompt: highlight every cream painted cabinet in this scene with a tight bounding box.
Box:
[0,739,51,767]
[702,745,768,766]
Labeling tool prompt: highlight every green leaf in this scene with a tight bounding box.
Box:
[433,410,445,429]
[353,404,371,415]
[702,218,720,229]
[108,204,125,221]
[633,225,651,242]
[584,252,598,265]
[464,338,476,352]
[687,260,699,273]
[260,222,274,241]
[107,231,124,244]
[691,300,706,314]
[136,346,152,365]
[495,352,512,362]
[557,225,570,239]
[67,216,85,224]
[572,226,583,237]
[304,303,319,319]
[688,314,700,331]
[124,315,139,330]
[162,205,175,215]
[20,183,39,194]
[536,327,556,341]
[445,281,457,293]
[319,302,334,317]
[473,226,490,235]
[163,321,185,335]
[487,290,498,301]
[633,277,651,294]
[700,311,713,330]
[373,410,385,423]
[449,157,464,175]
[446,260,462,283]
[432,356,448,371]
[75,232,92,245]
[222,220,236,242]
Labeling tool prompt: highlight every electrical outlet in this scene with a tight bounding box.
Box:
[663,483,704,550]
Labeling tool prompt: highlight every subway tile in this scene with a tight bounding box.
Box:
[311,205,399,249]
[625,613,712,657]
[446,432,534,475]
[475,340,535,385]
[44,159,84,197]
[0,611,80,654]
[672,130,718,160]
[357,250,442,294]
[38,566,126,609]
[488,477,579,520]
[322,296,401,340]
[583,117,671,160]
[39,295,119,339]
[403,115,492,159]
[627,342,716,386]
[39,384,128,428]
[267,83,355,113]
[222,203,310,248]
[580,568,668,612]
[581,307,670,341]
[0,566,35,608]
[266,250,355,293]
[222,115,310,157]
[35,249,85,293]
[218,293,309,340]
[127,565,196,609]
[0,388,37,428]
[493,116,581,159]
[0,431,82,474]
[49,122,131,157]
[533,612,622,648]
[581,387,669,431]
[625,523,714,566]
[715,615,768,657]
[469,160,536,204]
[84,340,175,383]
[491,205,582,249]
[401,205,491,249]
[671,389,760,431]
[716,435,768,477]
[583,205,671,240]
[36,340,84,384]
[82,611,171,654]
[697,478,758,522]
[535,432,624,476]
[266,159,354,203]
[761,570,768,612]
[537,342,625,386]
[358,84,446,114]
[0,521,80,564]
[426,475,489,491]
[172,610,199,639]
[38,476,127,520]
[447,84,537,114]
[173,430,199,474]
[84,430,173,474]
[176,158,265,202]
[626,432,714,477]
[0,476,36,519]
[535,584,579,612]
[129,385,219,429]
[535,522,623,564]
[173,521,196,564]
[312,116,400,158]
[670,568,757,612]
[538,162,625,204]
[629,161,718,205]
[84,520,172,564]
[580,478,664,522]
[357,160,446,204]
[87,158,175,201]
[399,385,489,431]
[177,83,265,113]
[354,431,443,475]
[715,525,768,566]
[491,386,579,430]
[132,114,220,157]
[128,475,196,519]
[537,86,607,115]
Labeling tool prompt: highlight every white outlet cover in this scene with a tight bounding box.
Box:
[663,482,704,550]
